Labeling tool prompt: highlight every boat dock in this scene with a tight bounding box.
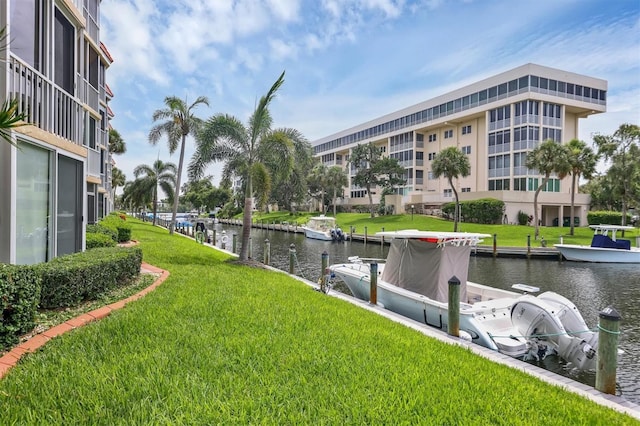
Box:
[217,219,565,260]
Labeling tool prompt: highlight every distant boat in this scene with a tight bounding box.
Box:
[555,225,640,263]
[301,215,346,241]
[329,230,599,370]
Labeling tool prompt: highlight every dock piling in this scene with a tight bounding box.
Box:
[448,276,460,337]
[289,244,296,274]
[264,239,270,265]
[320,251,329,293]
[596,306,621,395]
[370,261,378,305]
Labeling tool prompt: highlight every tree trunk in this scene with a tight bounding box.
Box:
[152,186,158,226]
[170,134,187,235]
[570,173,576,235]
[450,178,459,232]
[333,188,337,216]
[367,184,374,218]
[533,176,549,239]
[239,177,253,261]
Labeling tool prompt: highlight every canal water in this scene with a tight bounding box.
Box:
[211,223,640,404]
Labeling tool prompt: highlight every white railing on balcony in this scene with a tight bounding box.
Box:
[87,148,101,177]
[9,55,84,145]
[82,78,99,112]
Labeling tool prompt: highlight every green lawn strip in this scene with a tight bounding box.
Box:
[250,211,639,247]
[0,220,635,424]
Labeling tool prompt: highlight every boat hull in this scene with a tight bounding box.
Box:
[302,228,334,241]
[330,263,526,356]
[555,244,640,263]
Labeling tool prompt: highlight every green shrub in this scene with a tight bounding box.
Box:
[0,264,41,351]
[99,215,132,243]
[517,210,532,226]
[87,223,118,242]
[442,199,505,224]
[587,211,632,226]
[86,232,117,249]
[38,247,142,309]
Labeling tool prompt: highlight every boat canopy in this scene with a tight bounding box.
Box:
[380,238,474,303]
[306,216,337,229]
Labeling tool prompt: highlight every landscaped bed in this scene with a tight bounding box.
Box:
[0,220,636,424]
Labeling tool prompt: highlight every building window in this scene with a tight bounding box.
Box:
[488,179,510,191]
[444,129,453,139]
[428,152,437,161]
[543,178,561,192]
[461,187,471,193]
[428,133,437,142]
[542,128,562,142]
[54,8,75,95]
[350,190,367,198]
[462,125,472,135]
[10,0,46,71]
[461,146,471,155]
[444,189,453,197]
[514,177,527,191]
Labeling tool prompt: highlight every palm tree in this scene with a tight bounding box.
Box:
[133,160,177,226]
[308,163,329,213]
[121,180,152,214]
[566,139,598,235]
[431,147,470,232]
[149,95,209,234]
[189,71,304,261]
[525,139,571,239]
[327,166,348,216]
[108,128,126,154]
[111,167,126,208]
[0,98,27,147]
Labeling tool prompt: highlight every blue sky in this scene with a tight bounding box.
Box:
[101,0,640,190]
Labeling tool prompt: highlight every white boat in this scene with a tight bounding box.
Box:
[301,215,346,241]
[329,230,598,370]
[555,225,640,263]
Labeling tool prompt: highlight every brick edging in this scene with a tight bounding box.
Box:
[0,262,169,380]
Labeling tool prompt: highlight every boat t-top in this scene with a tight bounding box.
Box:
[329,230,599,370]
[555,224,640,263]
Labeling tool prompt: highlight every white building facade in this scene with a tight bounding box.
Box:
[0,0,115,264]
[312,63,606,226]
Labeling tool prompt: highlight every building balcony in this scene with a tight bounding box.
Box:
[88,148,101,178]
[9,55,84,145]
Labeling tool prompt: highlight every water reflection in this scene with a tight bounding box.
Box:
[213,223,640,404]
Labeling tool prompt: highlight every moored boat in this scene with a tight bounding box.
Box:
[301,215,346,241]
[329,230,598,370]
[555,225,640,263]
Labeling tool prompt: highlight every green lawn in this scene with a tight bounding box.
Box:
[0,220,637,424]
[250,211,639,247]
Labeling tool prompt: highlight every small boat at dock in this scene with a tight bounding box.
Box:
[555,225,640,263]
[301,215,346,241]
[329,230,599,370]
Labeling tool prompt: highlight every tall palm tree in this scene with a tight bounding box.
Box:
[431,146,471,232]
[327,166,348,216]
[566,139,598,235]
[111,167,126,208]
[108,128,126,154]
[149,95,209,234]
[133,160,177,226]
[525,139,571,239]
[121,180,152,214]
[189,71,303,261]
[308,163,329,213]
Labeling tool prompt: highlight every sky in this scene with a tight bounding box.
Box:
[101,0,640,192]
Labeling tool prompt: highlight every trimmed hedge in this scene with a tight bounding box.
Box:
[0,264,41,351]
[86,232,117,249]
[99,215,132,243]
[587,211,632,226]
[87,223,118,242]
[38,247,142,309]
[442,198,505,224]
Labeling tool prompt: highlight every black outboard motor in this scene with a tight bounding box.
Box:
[195,221,206,233]
[333,227,345,242]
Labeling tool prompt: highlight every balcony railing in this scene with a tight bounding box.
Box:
[9,55,84,145]
[81,77,99,112]
[87,148,101,178]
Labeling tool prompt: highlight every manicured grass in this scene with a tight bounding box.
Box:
[0,220,636,424]
[251,211,640,247]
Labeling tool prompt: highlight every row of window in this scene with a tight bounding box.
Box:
[314,74,605,155]
[489,178,561,192]
[490,102,561,123]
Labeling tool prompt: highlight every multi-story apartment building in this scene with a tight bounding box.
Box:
[0,0,115,264]
[313,63,606,226]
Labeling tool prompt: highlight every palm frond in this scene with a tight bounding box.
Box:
[0,98,28,147]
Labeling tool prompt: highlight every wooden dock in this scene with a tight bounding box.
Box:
[217,219,565,261]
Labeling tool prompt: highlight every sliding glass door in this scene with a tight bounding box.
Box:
[57,155,83,256]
